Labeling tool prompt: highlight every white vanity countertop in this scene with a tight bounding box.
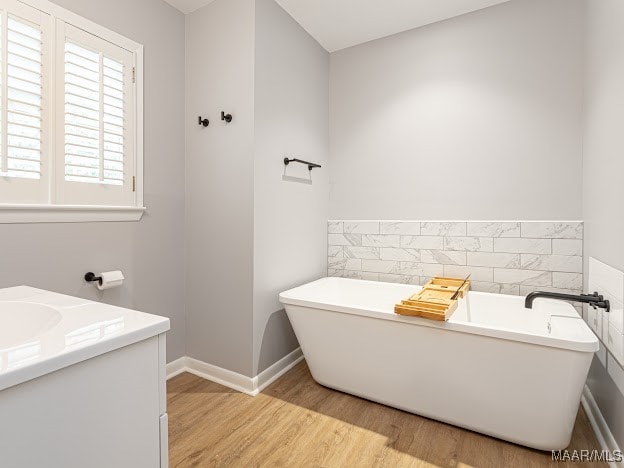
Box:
[0,286,170,392]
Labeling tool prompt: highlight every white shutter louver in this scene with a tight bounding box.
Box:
[1,13,43,180]
[64,42,124,186]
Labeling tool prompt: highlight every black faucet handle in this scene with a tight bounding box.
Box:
[590,299,610,312]
[581,292,605,301]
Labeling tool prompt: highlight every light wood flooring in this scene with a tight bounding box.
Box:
[168,362,606,468]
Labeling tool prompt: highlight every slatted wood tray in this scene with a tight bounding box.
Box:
[394,277,471,321]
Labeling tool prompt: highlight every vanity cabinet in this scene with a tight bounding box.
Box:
[0,334,169,468]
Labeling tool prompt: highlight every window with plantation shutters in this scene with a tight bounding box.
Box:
[0,0,143,222]
[55,22,135,207]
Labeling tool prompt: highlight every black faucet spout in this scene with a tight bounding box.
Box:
[524,291,610,311]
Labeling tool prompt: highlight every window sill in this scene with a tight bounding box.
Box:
[0,205,146,223]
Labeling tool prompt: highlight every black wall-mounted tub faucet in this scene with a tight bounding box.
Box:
[525,291,610,311]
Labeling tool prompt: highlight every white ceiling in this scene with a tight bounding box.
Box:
[163,0,215,15]
[163,0,511,52]
[275,0,512,52]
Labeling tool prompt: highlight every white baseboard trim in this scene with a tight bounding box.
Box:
[185,356,259,395]
[256,347,304,394]
[166,348,304,397]
[165,357,186,380]
[581,385,623,468]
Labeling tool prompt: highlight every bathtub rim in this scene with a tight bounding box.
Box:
[279,277,599,354]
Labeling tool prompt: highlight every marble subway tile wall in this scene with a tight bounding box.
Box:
[328,221,583,297]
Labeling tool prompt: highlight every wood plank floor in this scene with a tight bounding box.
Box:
[168,362,606,468]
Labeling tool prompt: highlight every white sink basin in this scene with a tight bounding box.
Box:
[0,302,62,349]
[0,286,170,393]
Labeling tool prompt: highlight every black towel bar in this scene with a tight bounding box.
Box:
[284,158,322,171]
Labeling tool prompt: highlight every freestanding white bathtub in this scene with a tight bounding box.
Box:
[279,277,599,451]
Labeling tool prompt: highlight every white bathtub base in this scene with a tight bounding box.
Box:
[286,302,593,451]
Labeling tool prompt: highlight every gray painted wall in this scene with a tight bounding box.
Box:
[0,0,187,362]
[185,0,256,376]
[328,0,584,221]
[583,0,624,449]
[253,0,329,375]
[185,0,328,377]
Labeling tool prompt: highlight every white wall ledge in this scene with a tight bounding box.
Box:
[0,205,146,223]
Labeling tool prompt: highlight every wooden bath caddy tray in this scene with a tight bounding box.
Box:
[394,277,471,321]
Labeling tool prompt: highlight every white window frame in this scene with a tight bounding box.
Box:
[0,0,144,223]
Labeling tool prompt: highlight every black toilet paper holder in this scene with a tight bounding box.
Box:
[84,272,103,285]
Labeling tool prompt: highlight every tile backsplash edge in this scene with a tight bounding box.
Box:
[588,257,624,389]
[327,220,584,297]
